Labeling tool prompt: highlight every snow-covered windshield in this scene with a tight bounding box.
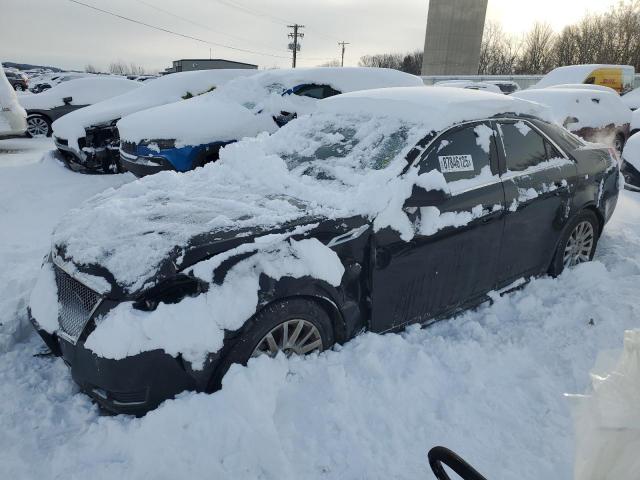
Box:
[276,113,415,178]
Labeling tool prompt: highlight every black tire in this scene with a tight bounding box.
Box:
[208,298,335,391]
[14,83,25,91]
[549,209,600,277]
[25,114,52,138]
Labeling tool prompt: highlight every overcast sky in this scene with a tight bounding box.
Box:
[0,0,619,73]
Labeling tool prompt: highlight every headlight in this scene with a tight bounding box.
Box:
[133,274,208,311]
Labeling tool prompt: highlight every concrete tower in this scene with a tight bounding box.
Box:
[421,0,489,76]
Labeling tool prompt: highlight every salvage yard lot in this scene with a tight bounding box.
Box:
[1,138,639,479]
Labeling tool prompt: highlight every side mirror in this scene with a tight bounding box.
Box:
[563,116,579,128]
[62,96,73,105]
[405,185,447,207]
[428,447,488,480]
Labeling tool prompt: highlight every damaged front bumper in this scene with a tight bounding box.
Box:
[29,310,199,415]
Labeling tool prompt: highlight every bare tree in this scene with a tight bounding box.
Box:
[319,59,341,67]
[517,22,556,74]
[478,21,521,75]
[109,61,128,75]
[84,64,98,74]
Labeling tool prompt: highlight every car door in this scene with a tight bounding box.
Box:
[494,119,578,284]
[370,121,506,332]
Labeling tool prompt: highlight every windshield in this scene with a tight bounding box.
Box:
[275,113,416,179]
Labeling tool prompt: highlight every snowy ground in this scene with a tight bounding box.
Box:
[0,137,639,479]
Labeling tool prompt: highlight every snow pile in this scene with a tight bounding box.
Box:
[85,237,344,367]
[512,88,631,130]
[52,69,256,149]
[572,329,640,479]
[117,95,278,147]
[622,131,640,171]
[19,77,140,111]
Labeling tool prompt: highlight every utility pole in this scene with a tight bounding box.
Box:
[287,24,304,68]
[338,41,350,67]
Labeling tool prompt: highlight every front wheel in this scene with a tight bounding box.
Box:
[208,298,335,391]
[26,114,51,138]
[14,84,25,91]
[549,210,600,276]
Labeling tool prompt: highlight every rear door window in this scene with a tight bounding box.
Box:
[498,121,557,172]
[420,122,496,182]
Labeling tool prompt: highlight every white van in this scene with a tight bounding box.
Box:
[0,67,27,137]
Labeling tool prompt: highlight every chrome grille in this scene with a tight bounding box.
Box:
[54,265,101,343]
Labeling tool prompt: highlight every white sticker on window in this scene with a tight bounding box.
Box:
[438,155,474,173]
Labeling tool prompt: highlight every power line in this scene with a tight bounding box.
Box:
[67,0,291,59]
[213,0,291,26]
[133,0,288,56]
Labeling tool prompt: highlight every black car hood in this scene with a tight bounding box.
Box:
[51,188,336,299]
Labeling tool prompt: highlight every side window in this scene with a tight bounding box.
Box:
[498,121,552,172]
[294,84,327,99]
[419,122,495,183]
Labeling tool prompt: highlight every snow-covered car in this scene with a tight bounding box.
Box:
[4,69,29,91]
[52,69,256,173]
[29,72,89,94]
[28,87,619,414]
[621,132,640,191]
[434,80,503,94]
[0,68,27,137]
[512,88,631,153]
[534,64,635,93]
[485,80,520,94]
[118,67,425,177]
[19,77,140,138]
[622,87,640,111]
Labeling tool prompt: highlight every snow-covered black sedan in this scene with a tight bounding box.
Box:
[28,87,620,415]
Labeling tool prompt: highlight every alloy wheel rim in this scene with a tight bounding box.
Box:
[27,117,49,137]
[563,221,594,268]
[251,319,323,358]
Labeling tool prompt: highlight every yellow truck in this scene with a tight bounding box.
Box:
[535,64,635,94]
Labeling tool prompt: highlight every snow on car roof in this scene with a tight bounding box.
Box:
[546,83,618,94]
[19,77,140,111]
[534,64,634,89]
[222,67,423,93]
[512,88,631,130]
[434,80,503,94]
[215,67,424,113]
[51,69,257,149]
[319,86,552,129]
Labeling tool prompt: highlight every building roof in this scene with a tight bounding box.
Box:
[173,59,258,67]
